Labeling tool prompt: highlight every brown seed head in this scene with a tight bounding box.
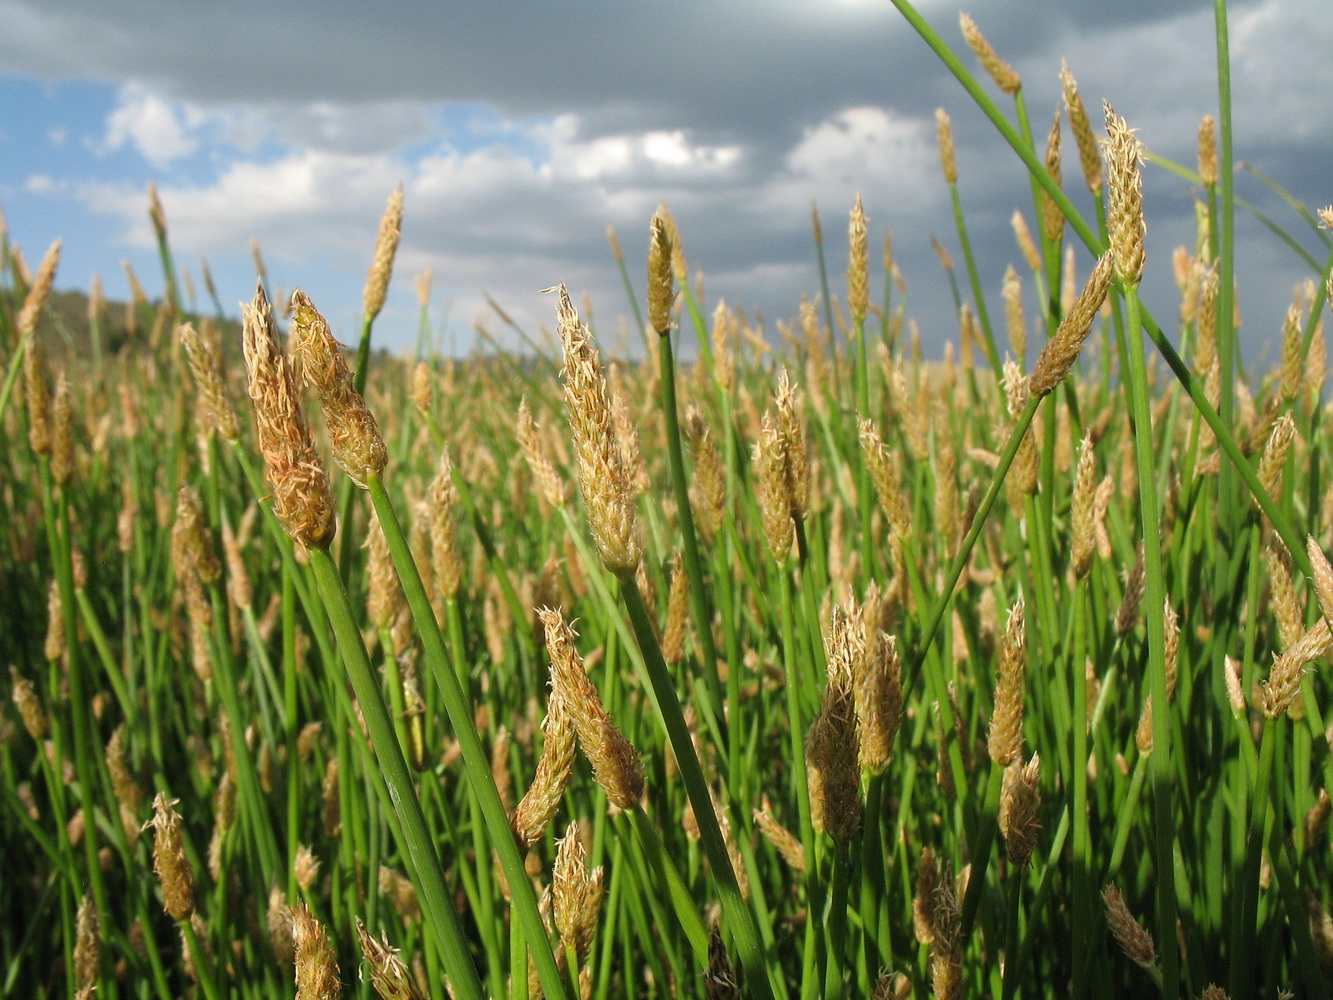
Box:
[989,599,1027,765]
[1197,114,1218,186]
[858,418,911,540]
[662,551,690,664]
[538,607,644,810]
[23,333,52,456]
[753,798,806,872]
[516,398,570,509]
[1071,433,1097,577]
[16,239,60,341]
[553,284,640,573]
[960,13,1021,94]
[1103,104,1146,287]
[1061,61,1103,191]
[1308,537,1333,632]
[929,867,963,1000]
[755,411,795,562]
[356,918,425,1000]
[1012,210,1041,273]
[848,194,869,324]
[292,902,339,1000]
[856,630,904,773]
[913,846,939,944]
[290,289,387,488]
[1262,620,1332,719]
[1029,250,1114,396]
[51,375,74,487]
[1041,107,1065,244]
[10,666,47,741]
[648,207,675,334]
[1002,265,1026,361]
[428,448,464,601]
[241,283,335,549]
[553,823,605,967]
[1000,754,1042,869]
[363,183,403,322]
[935,109,958,185]
[1102,884,1158,969]
[173,485,222,587]
[1257,414,1295,506]
[148,793,194,920]
[808,606,862,844]
[684,405,726,541]
[513,679,577,846]
[180,322,241,442]
[74,893,100,993]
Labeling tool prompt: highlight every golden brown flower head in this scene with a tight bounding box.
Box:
[1197,114,1218,187]
[1061,61,1103,192]
[808,605,863,844]
[241,283,335,549]
[1102,884,1157,970]
[1000,754,1042,869]
[356,918,425,1000]
[936,109,958,185]
[513,679,577,846]
[1029,251,1114,397]
[553,822,606,968]
[292,902,339,1000]
[50,374,74,487]
[553,284,640,573]
[363,183,403,322]
[1103,104,1146,287]
[180,321,242,442]
[648,207,675,334]
[290,289,387,488]
[989,598,1027,766]
[173,485,222,587]
[9,666,47,741]
[849,194,869,324]
[960,13,1021,93]
[539,607,644,810]
[148,793,194,920]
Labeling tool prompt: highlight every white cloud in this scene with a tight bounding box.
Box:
[101,84,199,166]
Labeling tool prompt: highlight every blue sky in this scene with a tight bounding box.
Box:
[1,0,1330,361]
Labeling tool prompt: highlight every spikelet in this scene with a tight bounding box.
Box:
[807,606,862,844]
[1103,104,1146,287]
[935,109,958,185]
[856,630,903,773]
[755,409,795,561]
[74,892,100,994]
[16,239,60,344]
[428,448,464,601]
[179,322,241,442]
[517,398,570,509]
[1061,61,1102,191]
[50,375,74,487]
[1000,754,1042,868]
[553,823,605,969]
[241,283,335,549]
[10,665,46,741]
[292,902,339,1000]
[1003,359,1038,507]
[290,290,388,488]
[929,867,963,1000]
[1102,884,1158,970]
[363,183,403,322]
[173,486,221,587]
[705,922,742,1000]
[989,599,1027,766]
[662,551,690,664]
[648,207,675,334]
[848,195,869,325]
[960,13,1020,94]
[1308,537,1333,632]
[538,607,643,811]
[1040,107,1065,243]
[1012,210,1041,273]
[553,285,640,573]
[148,793,194,920]
[1029,252,1114,396]
[753,797,806,872]
[1070,433,1098,577]
[1197,115,1218,187]
[1262,620,1332,720]
[356,919,424,1000]
[513,680,577,846]
[1002,265,1026,361]
[913,846,939,944]
[685,406,726,542]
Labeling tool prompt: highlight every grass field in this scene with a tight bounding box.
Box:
[4,2,1333,998]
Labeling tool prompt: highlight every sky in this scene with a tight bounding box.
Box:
[1,0,1330,363]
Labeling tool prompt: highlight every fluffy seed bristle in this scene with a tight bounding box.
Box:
[292,902,340,1000]
[356,918,424,1000]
